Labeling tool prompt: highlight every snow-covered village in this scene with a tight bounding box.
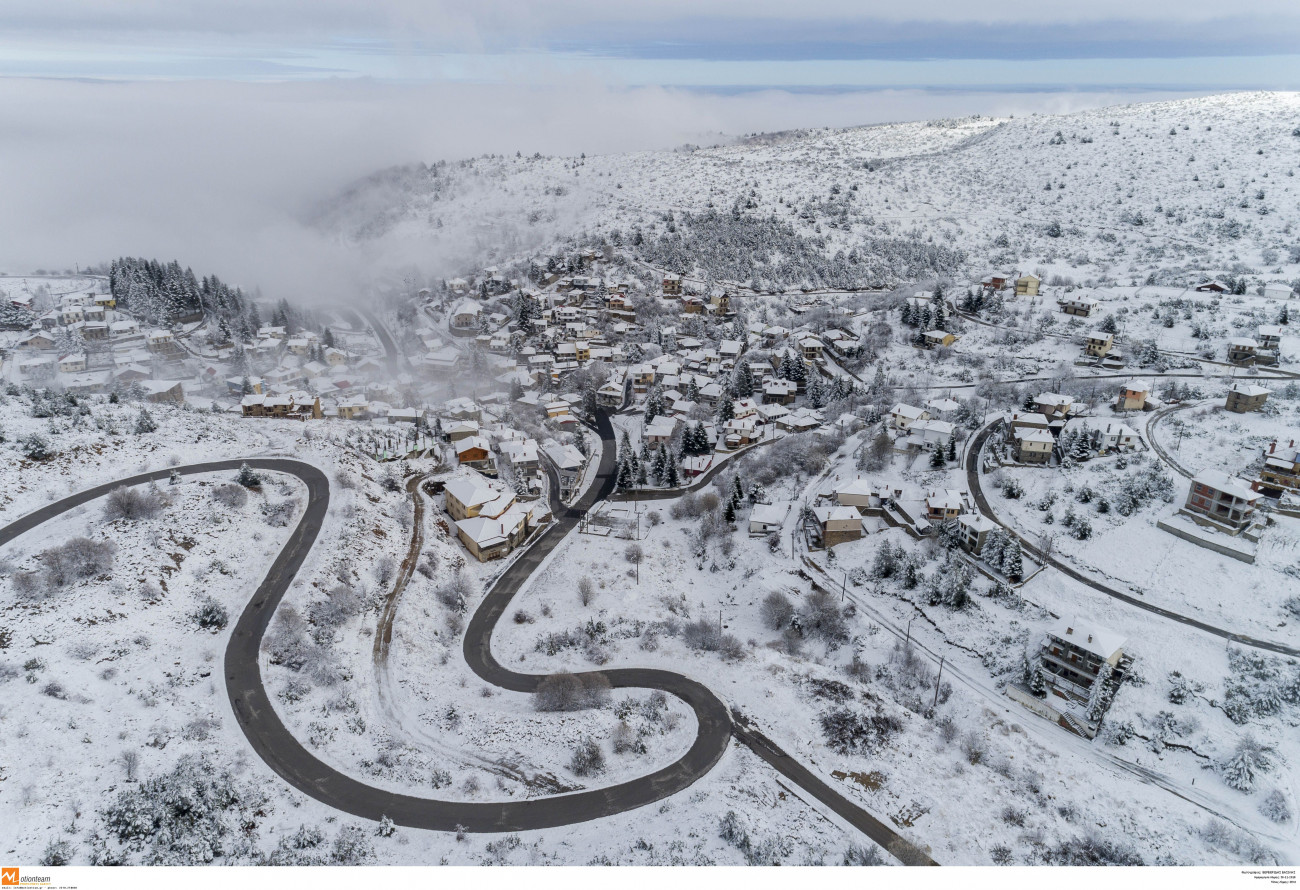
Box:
[3,39,1300,878]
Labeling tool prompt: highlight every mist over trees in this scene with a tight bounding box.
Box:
[636,209,966,291]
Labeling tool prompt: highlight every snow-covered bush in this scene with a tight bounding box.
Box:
[40,839,75,866]
[19,433,53,461]
[1220,736,1270,792]
[263,499,298,527]
[330,824,375,865]
[1199,819,1277,865]
[99,755,267,864]
[1259,790,1292,824]
[820,707,903,755]
[191,597,229,631]
[1043,833,1144,866]
[568,736,606,777]
[1222,647,1300,724]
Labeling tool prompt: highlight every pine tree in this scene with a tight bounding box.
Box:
[133,408,157,434]
[807,371,826,408]
[731,475,744,506]
[946,431,957,462]
[1002,539,1024,581]
[723,499,737,524]
[236,463,262,488]
[664,454,680,487]
[1222,750,1257,792]
[733,363,754,398]
[1070,430,1091,462]
[930,441,946,468]
[644,385,665,423]
[716,398,735,426]
[779,349,797,380]
[780,353,800,384]
[1030,668,1047,698]
[652,446,668,484]
[1087,663,1115,723]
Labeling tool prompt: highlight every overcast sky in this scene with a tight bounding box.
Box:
[2,1,1296,292]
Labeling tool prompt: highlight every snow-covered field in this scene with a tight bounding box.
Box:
[323,92,1300,294]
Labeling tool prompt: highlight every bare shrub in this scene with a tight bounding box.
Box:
[578,576,595,607]
[624,543,644,565]
[415,553,439,579]
[669,493,701,520]
[800,589,848,643]
[263,605,311,670]
[104,486,164,521]
[611,721,646,755]
[760,591,794,631]
[19,537,116,599]
[843,843,885,866]
[308,586,362,635]
[211,484,248,509]
[681,617,742,660]
[374,555,397,587]
[436,571,474,613]
[960,731,987,765]
[534,671,611,711]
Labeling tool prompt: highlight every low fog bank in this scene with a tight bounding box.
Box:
[0,76,1206,303]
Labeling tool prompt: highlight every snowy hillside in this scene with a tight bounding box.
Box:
[318,92,1300,290]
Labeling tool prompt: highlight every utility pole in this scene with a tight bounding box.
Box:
[841,572,847,602]
[905,616,914,648]
[933,656,945,709]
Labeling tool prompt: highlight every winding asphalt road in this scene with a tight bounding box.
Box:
[0,426,934,862]
[965,422,1300,658]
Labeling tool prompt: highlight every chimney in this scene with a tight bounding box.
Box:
[1066,626,1074,636]
[1271,442,1277,454]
